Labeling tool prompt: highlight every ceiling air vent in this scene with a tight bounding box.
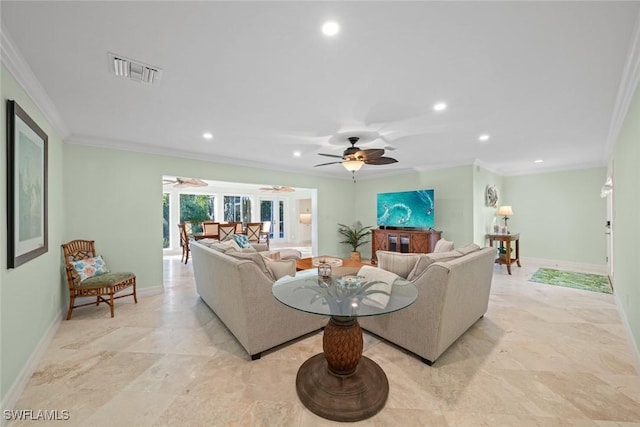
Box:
[108,52,162,85]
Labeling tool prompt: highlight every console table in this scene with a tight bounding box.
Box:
[487,233,521,275]
[272,270,417,422]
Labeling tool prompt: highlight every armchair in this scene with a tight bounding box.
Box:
[61,239,137,319]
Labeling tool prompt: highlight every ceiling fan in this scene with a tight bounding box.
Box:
[315,136,398,179]
[259,185,295,193]
[163,177,208,188]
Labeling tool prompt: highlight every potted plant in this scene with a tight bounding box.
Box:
[337,221,372,262]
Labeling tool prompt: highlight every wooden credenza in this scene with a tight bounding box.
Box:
[371,228,442,264]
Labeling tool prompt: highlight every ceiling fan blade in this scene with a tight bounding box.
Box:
[318,153,344,159]
[355,148,385,159]
[314,161,344,167]
[365,157,398,165]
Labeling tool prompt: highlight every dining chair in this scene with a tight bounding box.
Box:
[219,223,236,241]
[178,223,191,263]
[228,221,244,234]
[259,221,272,247]
[202,221,220,239]
[183,220,193,237]
[245,222,262,243]
[61,239,137,319]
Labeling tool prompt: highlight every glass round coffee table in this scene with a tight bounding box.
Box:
[272,269,418,422]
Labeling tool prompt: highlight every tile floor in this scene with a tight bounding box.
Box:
[7,257,640,426]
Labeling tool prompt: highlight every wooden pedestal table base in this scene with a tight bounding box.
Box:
[295,316,388,422]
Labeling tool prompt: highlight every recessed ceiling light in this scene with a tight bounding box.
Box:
[322,21,340,36]
[534,159,544,163]
[433,102,447,112]
[202,132,213,140]
[293,151,301,157]
[478,134,490,142]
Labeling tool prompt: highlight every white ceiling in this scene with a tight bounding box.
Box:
[2,1,639,180]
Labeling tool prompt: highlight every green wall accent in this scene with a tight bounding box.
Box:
[1,66,66,402]
[612,83,640,353]
[353,166,476,258]
[502,168,607,265]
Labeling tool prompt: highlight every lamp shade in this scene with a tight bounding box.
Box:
[498,206,513,216]
[342,160,364,172]
[299,213,312,224]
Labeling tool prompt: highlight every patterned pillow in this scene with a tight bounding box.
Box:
[232,234,252,248]
[71,256,109,281]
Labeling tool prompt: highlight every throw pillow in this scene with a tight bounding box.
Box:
[268,251,281,260]
[227,251,271,278]
[433,239,454,252]
[71,256,109,281]
[376,251,421,279]
[232,234,252,248]
[262,257,296,280]
[406,251,461,280]
[455,243,480,256]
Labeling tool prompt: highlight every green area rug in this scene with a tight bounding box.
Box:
[529,268,612,294]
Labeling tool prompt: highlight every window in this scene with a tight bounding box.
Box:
[223,195,251,225]
[162,193,170,248]
[180,194,215,233]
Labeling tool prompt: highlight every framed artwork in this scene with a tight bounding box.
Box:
[6,100,48,268]
[485,185,498,208]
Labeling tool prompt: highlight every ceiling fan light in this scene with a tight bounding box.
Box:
[342,160,364,172]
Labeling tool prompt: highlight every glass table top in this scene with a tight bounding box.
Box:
[272,269,418,318]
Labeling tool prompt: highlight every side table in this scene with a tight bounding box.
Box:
[487,233,521,274]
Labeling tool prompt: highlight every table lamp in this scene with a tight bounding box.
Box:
[498,205,513,233]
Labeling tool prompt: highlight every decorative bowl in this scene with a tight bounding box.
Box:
[336,275,365,289]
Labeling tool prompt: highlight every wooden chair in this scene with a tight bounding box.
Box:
[228,221,244,234]
[260,221,272,247]
[245,222,262,243]
[183,220,193,237]
[202,221,220,239]
[178,223,191,263]
[61,239,137,319]
[219,223,236,241]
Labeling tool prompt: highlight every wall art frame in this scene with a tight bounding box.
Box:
[6,100,48,268]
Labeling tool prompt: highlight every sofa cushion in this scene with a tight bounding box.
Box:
[376,251,421,279]
[207,240,241,253]
[433,239,454,252]
[262,256,296,280]
[406,250,462,281]
[455,243,481,256]
[226,250,272,279]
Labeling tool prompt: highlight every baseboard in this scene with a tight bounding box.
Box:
[522,257,607,275]
[1,311,62,424]
[614,293,640,375]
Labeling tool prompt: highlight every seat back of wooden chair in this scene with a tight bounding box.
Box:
[219,224,236,241]
[61,239,97,289]
[245,223,262,242]
[260,221,272,244]
[202,221,219,237]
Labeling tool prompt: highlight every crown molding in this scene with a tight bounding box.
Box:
[0,27,69,138]
[605,8,640,158]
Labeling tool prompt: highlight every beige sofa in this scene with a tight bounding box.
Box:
[190,241,325,360]
[359,245,496,365]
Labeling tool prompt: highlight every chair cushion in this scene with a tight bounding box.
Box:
[233,234,252,248]
[433,239,454,252]
[72,256,109,281]
[79,272,135,288]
